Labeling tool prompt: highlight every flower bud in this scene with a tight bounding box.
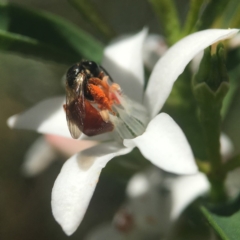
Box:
[193,43,229,92]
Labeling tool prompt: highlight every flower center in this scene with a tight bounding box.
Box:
[86,74,149,139]
[64,61,148,139]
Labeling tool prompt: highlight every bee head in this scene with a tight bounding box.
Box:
[81,60,100,77]
[66,63,81,89]
[66,61,101,89]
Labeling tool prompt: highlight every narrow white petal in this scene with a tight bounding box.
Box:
[22,136,57,177]
[143,34,168,70]
[124,168,171,235]
[145,29,239,117]
[7,96,114,141]
[169,173,209,219]
[7,96,71,138]
[124,113,197,174]
[220,133,234,161]
[45,135,98,157]
[51,142,132,235]
[102,28,147,102]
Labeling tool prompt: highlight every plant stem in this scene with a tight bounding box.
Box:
[208,172,227,203]
[182,0,205,36]
[149,0,181,45]
[198,98,227,202]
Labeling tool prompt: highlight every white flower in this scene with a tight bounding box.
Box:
[143,34,168,70]
[21,135,97,177]
[82,169,209,240]
[7,28,238,235]
[83,135,234,240]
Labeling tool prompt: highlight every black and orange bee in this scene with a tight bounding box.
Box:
[64,60,122,139]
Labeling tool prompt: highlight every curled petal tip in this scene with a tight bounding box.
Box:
[61,224,76,236]
[7,115,17,128]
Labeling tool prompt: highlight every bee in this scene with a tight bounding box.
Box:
[63,60,122,139]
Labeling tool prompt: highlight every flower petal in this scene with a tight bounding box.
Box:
[7,96,71,137]
[144,29,239,118]
[124,168,170,234]
[102,28,147,102]
[51,142,132,235]
[143,34,168,70]
[220,133,234,161]
[7,96,114,141]
[169,173,209,219]
[45,135,98,157]
[22,136,58,177]
[124,113,197,174]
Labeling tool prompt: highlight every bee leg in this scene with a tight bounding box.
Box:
[88,77,103,86]
[98,71,105,79]
[89,77,109,90]
[63,104,67,112]
[99,110,110,122]
[88,84,112,110]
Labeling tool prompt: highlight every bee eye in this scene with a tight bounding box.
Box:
[66,64,80,88]
[82,61,100,77]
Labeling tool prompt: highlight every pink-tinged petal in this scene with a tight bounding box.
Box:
[169,173,209,219]
[124,113,197,174]
[145,29,239,118]
[45,135,98,157]
[7,97,114,141]
[7,96,71,138]
[51,142,132,235]
[102,28,147,102]
[22,136,58,177]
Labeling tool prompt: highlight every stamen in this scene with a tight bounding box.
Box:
[87,73,149,140]
[110,115,135,139]
[115,106,145,136]
[110,83,121,92]
[99,110,110,122]
[110,92,149,139]
[113,92,149,126]
[88,84,112,111]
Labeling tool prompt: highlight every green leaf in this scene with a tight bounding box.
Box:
[219,0,240,28]
[0,3,104,63]
[222,154,240,173]
[0,30,79,63]
[223,84,240,150]
[220,45,240,119]
[198,0,229,30]
[201,206,240,240]
[68,0,116,40]
[148,0,181,45]
[182,0,205,36]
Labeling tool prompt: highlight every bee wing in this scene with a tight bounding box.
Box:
[66,118,82,139]
[65,79,85,139]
